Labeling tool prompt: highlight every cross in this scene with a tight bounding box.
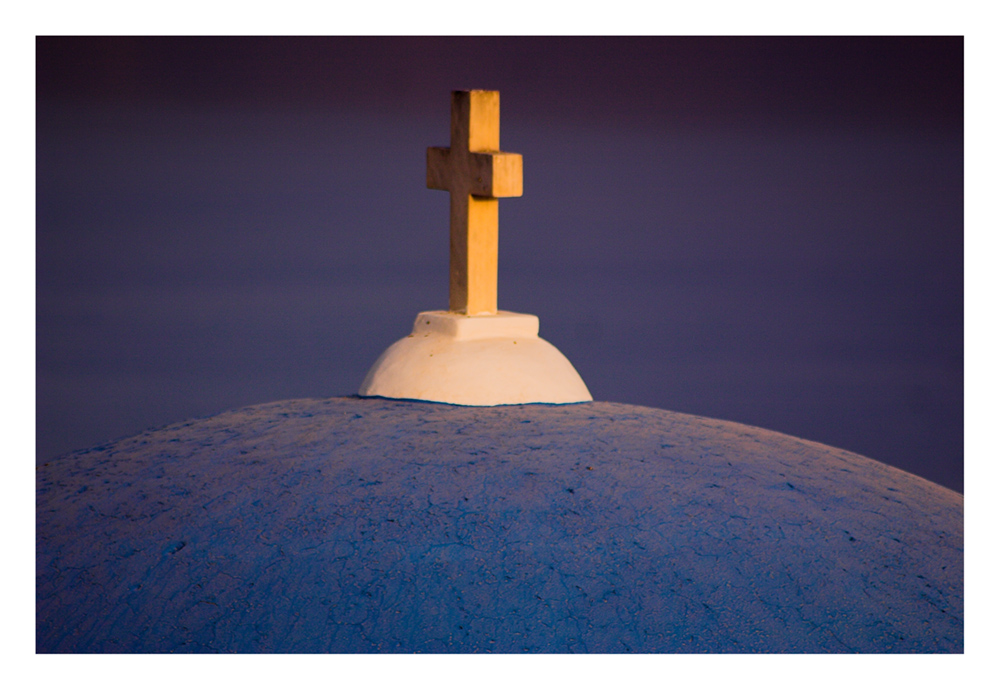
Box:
[427,90,523,315]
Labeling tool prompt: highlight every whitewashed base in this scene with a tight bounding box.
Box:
[358,310,592,405]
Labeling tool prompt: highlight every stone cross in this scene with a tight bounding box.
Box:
[427,90,523,315]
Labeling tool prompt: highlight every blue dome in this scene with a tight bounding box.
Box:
[36,397,962,653]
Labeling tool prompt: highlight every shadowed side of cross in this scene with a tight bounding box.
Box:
[427,90,523,315]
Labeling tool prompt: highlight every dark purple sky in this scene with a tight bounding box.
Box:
[36,37,963,491]
[38,36,961,130]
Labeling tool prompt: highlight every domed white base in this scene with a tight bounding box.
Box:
[359,311,592,406]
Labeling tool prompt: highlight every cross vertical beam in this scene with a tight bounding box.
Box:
[427,90,523,315]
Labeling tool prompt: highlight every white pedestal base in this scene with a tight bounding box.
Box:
[358,311,592,406]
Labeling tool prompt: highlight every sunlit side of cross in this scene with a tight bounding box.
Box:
[427,90,523,315]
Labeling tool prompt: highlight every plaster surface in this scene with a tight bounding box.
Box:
[36,397,962,653]
[358,311,592,405]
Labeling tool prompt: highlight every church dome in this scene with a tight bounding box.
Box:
[36,396,962,653]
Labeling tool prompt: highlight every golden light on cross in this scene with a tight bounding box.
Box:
[427,90,523,315]
[358,89,590,405]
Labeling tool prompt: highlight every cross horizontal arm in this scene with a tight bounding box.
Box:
[426,147,451,190]
[470,152,523,198]
[427,147,523,198]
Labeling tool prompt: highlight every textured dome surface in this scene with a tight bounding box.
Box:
[36,397,963,653]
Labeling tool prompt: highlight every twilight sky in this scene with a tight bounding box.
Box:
[35,36,963,491]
